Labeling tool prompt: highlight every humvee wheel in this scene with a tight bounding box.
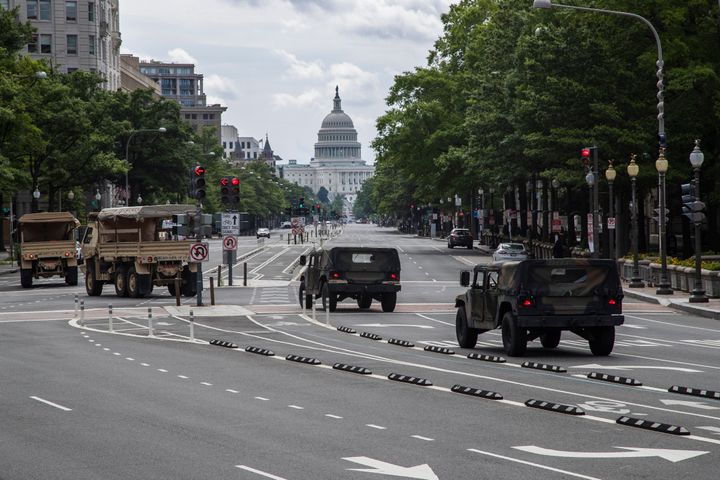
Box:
[357,295,372,309]
[380,292,396,312]
[456,307,478,349]
[20,268,33,288]
[501,312,527,357]
[540,330,561,349]
[322,283,337,312]
[589,326,615,356]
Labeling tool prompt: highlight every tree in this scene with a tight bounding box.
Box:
[317,186,330,204]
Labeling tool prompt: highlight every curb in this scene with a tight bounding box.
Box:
[623,288,720,320]
[0,267,18,276]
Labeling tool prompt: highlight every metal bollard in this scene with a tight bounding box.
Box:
[174,278,181,306]
[189,310,195,342]
[74,294,79,317]
[108,304,113,333]
[325,300,330,326]
[287,234,290,245]
[148,307,154,337]
[217,264,222,287]
[80,300,85,326]
[209,276,215,305]
[243,262,247,287]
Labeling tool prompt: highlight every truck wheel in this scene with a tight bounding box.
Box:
[456,307,478,348]
[127,267,146,298]
[589,326,615,356]
[181,271,197,297]
[114,266,128,297]
[467,244,473,250]
[299,283,313,309]
[85,263,103,296]
[65,266,78,286]
[380,292,397,312]
[20,268,33,288]
[501,312,527,357]
[321,283,337,312]
[357,295,372,309]
[540,330,561,349]
[167,282,177,297]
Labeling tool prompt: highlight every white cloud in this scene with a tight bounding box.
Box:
[274,49,324,79]
[204,74,240,100]
[167,48,198,65]
[272,89,323,109]
[327,63,381,104]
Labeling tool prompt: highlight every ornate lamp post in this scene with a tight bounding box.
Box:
[655,148,672,294]
[95,189,102,211]
[605,161,617,260]
[688,140,708,303]
[627,155,644,288]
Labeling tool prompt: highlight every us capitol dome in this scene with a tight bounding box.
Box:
[282,87,374,207]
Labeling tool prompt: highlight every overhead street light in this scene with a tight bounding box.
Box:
[627,155,644,288]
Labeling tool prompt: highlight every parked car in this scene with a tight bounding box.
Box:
[493,243,529,262]
[299,247,401,312]
[257,228,270,238]
[280,222,291,229]
[448,228,473,249]
[454,259,624,356]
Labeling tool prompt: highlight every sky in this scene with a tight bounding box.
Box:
[120,0,454,165]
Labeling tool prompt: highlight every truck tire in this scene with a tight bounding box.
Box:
[589,326,615,356]
[126,267,148,298]
[167,282,177,297]
[380,292,397,312]
[456,307,478,349]
[467,244,473,250]
[85,263,103,296]
[114,265,128,297]
[357,295,372,309]
[540,330,561,349]
[501,312,527,357]
[181,271,197,297]
[20,268,33,288]
[321,283,337,312]
[65,266,78,286]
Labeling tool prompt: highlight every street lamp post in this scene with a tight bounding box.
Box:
[95,189,102,211]
[655,148,672,294]
[605,161,616,260]
[585,168,595,253]
[125,127,166,206]
[688,140,708,303]
[627,155,644,288]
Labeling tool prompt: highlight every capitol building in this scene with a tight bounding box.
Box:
[282,87,374,206]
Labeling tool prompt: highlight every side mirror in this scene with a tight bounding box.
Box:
[299,255,307,266]
[460,270,470,287]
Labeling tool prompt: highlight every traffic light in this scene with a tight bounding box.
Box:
[190,164,206,200]
[681,182,706,224]
[298,197,305,209]
[230,177,240,206]
[220,176,231,205]
[581,148,591,167]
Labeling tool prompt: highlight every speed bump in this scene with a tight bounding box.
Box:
[337,325,357,334]
[451,384,503,400]
[332,363,371,375]
[521,362,567,373]
[360,332,382,341]
[616,416,690,436]
[423,345,455,355]
[587,372,642,386]
[525,399,585,415]
[286,354,321,365]
[388,373,432,386]
[388,338,415,347]
[668,385,720,400]
[245,346,275,356]
[467,353,506,363]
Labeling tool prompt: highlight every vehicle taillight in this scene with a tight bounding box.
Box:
[64,251,71,257]
[388,272,399,281]
[330,271,342,279]
[608,298,617,305]
[519,296,534,307]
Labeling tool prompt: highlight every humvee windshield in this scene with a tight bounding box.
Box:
[527,264,612,297]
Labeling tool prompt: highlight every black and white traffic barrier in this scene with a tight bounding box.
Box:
[286,354,321,365]
[521,362,567,373]
[189,310,195,342]
[210,339,238,348]
[387,373,433,386]
[616,416,690,435]
[423,345,455,355]
[108,304,113,333]
[668,385,720,400]
[525,399,585,415]
[74,294,79,317]
[587,372,642,386]
[79,300,85,326]
[467,353,506,363]
[332,363,372,375]
[451,384,503,400]
[337,325,357,334]
[245,346,275,356]
[360,332,382,341]
[388,338,415,348]
[147,307,154,337]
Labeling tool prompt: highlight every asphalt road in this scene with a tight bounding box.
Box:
[1,224,719,480]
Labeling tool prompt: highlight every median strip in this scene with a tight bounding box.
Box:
[360,332,382,341]
[388,338,415,348]
[668,385,720,400]
[337,325,357,334]
[423,345,455,355]
[467,353,507,363]
[209,339,238,348]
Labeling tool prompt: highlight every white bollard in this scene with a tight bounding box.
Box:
[80,300,85,326]
[148,307,154,337]
[325,301,330,326]
[189,310,195,342]
[108,304,113,333]
[311,294,316,321]
[74,294,79,317]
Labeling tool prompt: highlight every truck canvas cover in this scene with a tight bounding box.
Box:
[96,204,196,221]
[19,212,80,225]
[19,212,80,243]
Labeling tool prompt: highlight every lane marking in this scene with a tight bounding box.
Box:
[366,424,387,430]
[235,465,288,480]
[288,405,304,410]
[226,389,239,393]
[411,435,434,441]
[625,314,720,333]
[157,369,168,373]
[30,396,72,412]
[468,449,601,480]
[255,396,269,401]
[200,382,213,386]
[325,414,343,419]
[177,375,189,379]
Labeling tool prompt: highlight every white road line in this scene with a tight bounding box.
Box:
[235,465,288,480]
[125,357,134,361]
[255,396,269,401]
[112,352,121,356]
[288,405,304,410]
[226,389,239,393]
[200,382,213,386]
[625,314,720,332]
[468,449,601,480]
[30,396,72,412]
[366,424,386,430]
[140,363,150,367]
[411,435,434,441]
[325,414,343,419]
[157,369,168,373]
[178,375,189,379]
[103,348,109,351]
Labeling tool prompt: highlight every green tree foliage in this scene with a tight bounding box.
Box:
[352,177,376,219]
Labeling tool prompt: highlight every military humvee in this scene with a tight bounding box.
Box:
[455,259,624,356]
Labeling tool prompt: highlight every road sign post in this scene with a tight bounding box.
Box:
[223,235,237,286]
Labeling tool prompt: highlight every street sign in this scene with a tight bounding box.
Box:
[551,218,561,233]
[221,213,240,235]
[222,235,237,251]
[189,242,209,262]
[608,217,616,230]
[587,213,595,253]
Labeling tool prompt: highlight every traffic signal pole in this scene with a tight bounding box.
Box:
[196,203,203,306]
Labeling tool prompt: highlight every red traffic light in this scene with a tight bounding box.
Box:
[194,165,206,176]
[231,177,239,186]
[220,177,229,187]
[581,148,591,158]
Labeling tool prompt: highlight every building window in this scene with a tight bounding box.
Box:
[89,35,95,55]
[185,114,190,119]
[40,34,52,53]
[67,67,78,73]
[179,78,194,96]
[66,1,77,21]
[0,0,8,10]
[222,141,226,148]
[88,1,94,21]
[28,34,38,53]
[209,114,215,119]
[191,114,197,119]
[66,35,77,54]
[229,141,233,149]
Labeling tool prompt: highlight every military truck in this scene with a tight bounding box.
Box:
[455,259,624,356]
[81,205,199,298]
[18,212,81,288]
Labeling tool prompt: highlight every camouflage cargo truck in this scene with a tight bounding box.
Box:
[455,259,624,356]
[81,205,199,298]
[18,212,81,288]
